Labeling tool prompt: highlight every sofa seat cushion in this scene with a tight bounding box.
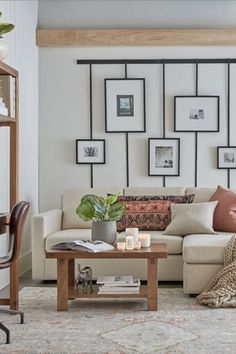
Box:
[183,232,234,264]
[45,229,182,255]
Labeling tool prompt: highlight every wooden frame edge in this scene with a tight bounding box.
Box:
[36,28,236,47]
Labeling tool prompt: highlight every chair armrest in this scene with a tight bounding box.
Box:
[31,209,62,279]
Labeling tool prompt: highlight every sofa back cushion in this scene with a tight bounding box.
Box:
[62,188,123,229]
[185,188,216,202]
[124,187,186,196]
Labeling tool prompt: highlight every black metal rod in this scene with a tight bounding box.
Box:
[78,58,236,65]
[124,62,128,78]
[126,132,129,187]
[124,61,129,187]
[90,165,93,188]
[163,62,166,187]
[227,62,231,188]
[89,63,93,139]
[195,61,199,187]
[228,62,231,146]
[89,63,93,188]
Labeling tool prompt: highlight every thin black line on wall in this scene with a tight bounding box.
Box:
[162,63,166,187]
[124,61,130,187]
[89,63,93,188]
[227,61,231,188]
[195,61,199,187]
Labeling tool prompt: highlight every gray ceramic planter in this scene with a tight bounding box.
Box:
[91,220,117,245]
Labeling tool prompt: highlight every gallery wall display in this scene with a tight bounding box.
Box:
[148,138,180,176]
[217,146,236,169]
[105,78,146,133]
[174,96,220,132]
[77,58,235,188]
[76,139,105,164]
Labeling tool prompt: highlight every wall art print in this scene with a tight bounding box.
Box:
[76,139,105,164]
[217,146,236,169]
[105,78,146,133]
[174,95,220,132]
[148,138,180,176]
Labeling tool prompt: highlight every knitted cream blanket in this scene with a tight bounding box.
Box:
[197,235,236,308]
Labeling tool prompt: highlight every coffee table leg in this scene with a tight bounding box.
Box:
[68,259,75,299]
[147,257,158,311]
[57,258,68,311]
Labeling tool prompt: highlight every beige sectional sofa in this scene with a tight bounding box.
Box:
[31,187,234,294]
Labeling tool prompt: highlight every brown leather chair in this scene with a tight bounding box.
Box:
[0,201,30,344]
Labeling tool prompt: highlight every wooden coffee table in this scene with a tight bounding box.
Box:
[46,243,167,311]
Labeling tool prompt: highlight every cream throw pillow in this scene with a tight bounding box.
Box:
[163,201,218,236]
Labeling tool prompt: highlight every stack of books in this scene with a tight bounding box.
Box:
[97,275,140,294]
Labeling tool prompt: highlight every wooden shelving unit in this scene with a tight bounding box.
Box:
[0,61,18,209]
[0,61,19,311]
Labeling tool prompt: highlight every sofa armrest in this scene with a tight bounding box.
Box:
[31,209,62,280]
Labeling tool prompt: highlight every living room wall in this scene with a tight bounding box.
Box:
[38,0,236,211]
[39,46,236,211]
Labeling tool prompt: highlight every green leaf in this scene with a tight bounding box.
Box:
[94,201,107,220]
[0,23,14,36]
[106,193,119,206]
[108,203,126,221]
[95,196,106,206]
[80,194,97,204]
[76,201,95,221]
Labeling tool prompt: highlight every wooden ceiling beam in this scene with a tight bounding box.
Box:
[36,28,236,47]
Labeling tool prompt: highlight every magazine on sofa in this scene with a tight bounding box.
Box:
[51,240,115,253]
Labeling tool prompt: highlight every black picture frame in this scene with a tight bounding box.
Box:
[174,95,220,132]
[148,138,180,176]
[76,139,106,164]
[105,78,146,133]
[217,146,236,169]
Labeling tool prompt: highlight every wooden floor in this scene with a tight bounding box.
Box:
[0,270,183,299]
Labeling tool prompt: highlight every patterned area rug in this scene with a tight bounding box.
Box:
[0,287,235,354]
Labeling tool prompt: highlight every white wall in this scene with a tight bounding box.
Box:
[39,46,236,211]
[0,1,38,288]
[38,0,236,29]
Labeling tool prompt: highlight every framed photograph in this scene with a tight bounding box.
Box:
[217,146,236,169]
[174,96,219,132]
[76,139,105,164]
[148,138,180,176]
[105,78,146,133]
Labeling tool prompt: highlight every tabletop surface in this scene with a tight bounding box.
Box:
[46,243,168,259]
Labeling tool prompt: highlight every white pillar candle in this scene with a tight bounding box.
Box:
[139,233,151,248]
[116,242,126,251]
[125,227,139,243]
[125,236,134,250]
[134,240,142,250]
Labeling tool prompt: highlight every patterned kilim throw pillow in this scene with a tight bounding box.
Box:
[116,194,195,232]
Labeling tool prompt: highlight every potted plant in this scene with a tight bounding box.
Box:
[76,193,126,245]
[0,13,15,61]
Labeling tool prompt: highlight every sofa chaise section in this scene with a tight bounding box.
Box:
[183,232,234,294]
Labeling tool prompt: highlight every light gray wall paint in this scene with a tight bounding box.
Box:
[39,0,236,29]
[39,46,236,211]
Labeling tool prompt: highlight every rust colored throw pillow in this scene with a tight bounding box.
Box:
[210,185,236,232]
[116,194,195,232]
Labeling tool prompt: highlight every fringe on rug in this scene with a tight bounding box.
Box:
[197,235,236,308]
